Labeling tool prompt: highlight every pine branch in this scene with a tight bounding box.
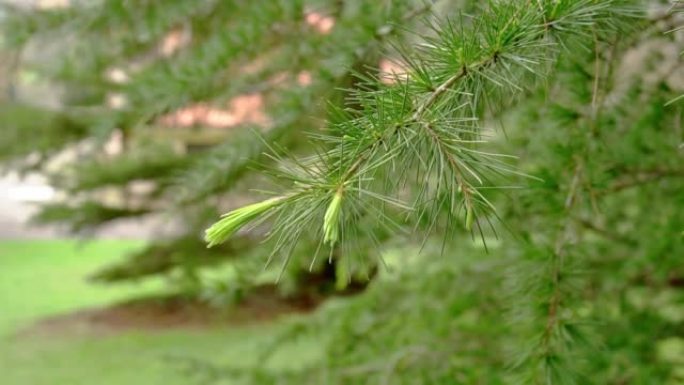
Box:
[572,216,637,246]
[0,103,89,164]
[205,0,635,260]
[602,168,684,194]
[2,0,224,77]
[56,143,187,192]
[31,201,150,234]
[171,2,433,206]
[125,1,304,116]
[508,23,640,382]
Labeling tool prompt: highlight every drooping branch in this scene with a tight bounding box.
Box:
[206,0,634,252]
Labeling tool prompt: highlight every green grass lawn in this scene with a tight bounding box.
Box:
[0,240,154,335]
[0,240,318,385]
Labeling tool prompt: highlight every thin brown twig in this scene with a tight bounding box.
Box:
[573,216,637,246]
[541,162,583,348]
[601,169,684,195]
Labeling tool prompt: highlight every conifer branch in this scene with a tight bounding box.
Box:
[170,3,433,207]
[206,0,634,256]
[512,23,641,381]
[603,168,684,194]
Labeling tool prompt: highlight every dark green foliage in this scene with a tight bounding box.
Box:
[31,201,150,234]
[57,143,187,192]
[0,103,89,166]
[198,0,683,384]
[90,236,252,283]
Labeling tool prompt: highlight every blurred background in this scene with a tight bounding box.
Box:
[0,1,383,384]
[1,1,684,385]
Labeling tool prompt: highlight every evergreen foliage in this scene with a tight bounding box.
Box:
[1,0,683,383]
[1,0,431,285]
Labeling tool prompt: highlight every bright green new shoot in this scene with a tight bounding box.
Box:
[205,196,284,247]
[323,189,344,246]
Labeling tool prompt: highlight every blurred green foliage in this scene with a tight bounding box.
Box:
[0,0,683,384]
